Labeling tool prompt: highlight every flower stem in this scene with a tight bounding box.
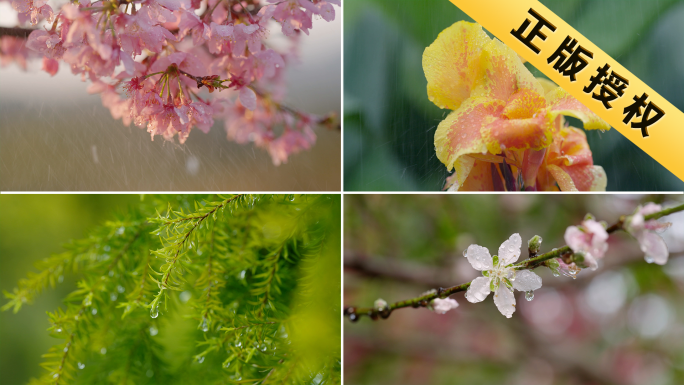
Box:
[344,202,684,322]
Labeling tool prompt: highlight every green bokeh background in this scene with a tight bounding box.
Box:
[0,195,140,385]
[343,0,684,191]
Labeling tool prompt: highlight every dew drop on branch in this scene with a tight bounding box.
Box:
[100,348,107,355]
[201,318,209,332]
[150,304,159,318]
[149,326,158,336]
[197,356,205,364]
[525,291,534,301]
[77,362,85,370]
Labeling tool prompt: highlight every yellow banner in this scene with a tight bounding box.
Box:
[449,0,684,182]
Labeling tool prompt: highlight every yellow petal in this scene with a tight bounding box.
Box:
[444,156,476,190]
[545,87,611,131]
[423,21,491,110]
[471,38,545,101]
[458,159,496,191]
[535,77,558,94]
[434,97,500,172]
[546,164,578,191]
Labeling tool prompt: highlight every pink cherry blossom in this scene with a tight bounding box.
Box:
[11,0,339,164]
[118,14,176,56]
[626,204,671,265]
[564,219,608,270]
[12,0,53,26]
[0,36,34,70]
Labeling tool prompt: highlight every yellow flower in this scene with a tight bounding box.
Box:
[423,21,609,191]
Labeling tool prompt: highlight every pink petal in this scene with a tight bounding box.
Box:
[239,87,257,111]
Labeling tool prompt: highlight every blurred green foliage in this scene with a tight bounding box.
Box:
[0,194,341,385]
[344,0,684,191]
[0,195,140,385]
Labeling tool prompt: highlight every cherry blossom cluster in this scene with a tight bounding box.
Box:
[563,203,672,275]
[1,0,339,164]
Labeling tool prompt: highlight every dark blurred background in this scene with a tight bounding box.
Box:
[0,12,341,191]
[344,194,684,385]
[343,0,684,191]
[0,195,140,385]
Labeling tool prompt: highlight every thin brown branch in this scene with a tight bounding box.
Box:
[0,27,35,38]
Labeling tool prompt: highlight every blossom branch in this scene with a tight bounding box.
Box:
[344,203,684,322]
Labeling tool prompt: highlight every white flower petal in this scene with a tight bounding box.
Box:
[498,233,522,265]
[493,285,516,318]
[512,270,542,292]
[465,244,493,271]
[466,276,491,303]
[432,298,459,314]
[638,231,669,265]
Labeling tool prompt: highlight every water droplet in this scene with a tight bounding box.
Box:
[223,361,231,368]
[104,245,111,252]
[117,226,125,235]
[239,270,246,279]
[58,275,64,283]
[53,373,59,379]
[56,328,62,332]
[288,194,295,201]
[645,255,654,263]
[146,370,154,378]
[91,308,97,315]
[84,297,92,307]
[201,318,209,332]
[149,326,158,336]
[552,271,560,277]
[110,293,118,301]
[525,291,534,301]
[275,64,279,68]
[63,347,69,352]
[78,362,85,369]
[179,291,191,303]
[197,356,205,364]
[462,249,468,258]
[117,285,125,293]
[100,348,107,354]
[150,304,159,318]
